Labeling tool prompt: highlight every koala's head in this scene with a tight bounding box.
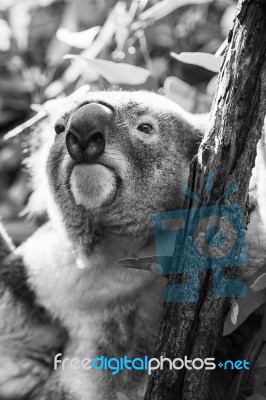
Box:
[46,91,202,254]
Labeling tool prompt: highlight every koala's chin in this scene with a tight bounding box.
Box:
[70,163,117,209]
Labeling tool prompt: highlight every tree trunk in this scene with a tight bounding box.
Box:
[145,1,266,399]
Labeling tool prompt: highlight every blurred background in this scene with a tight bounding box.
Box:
[2,2,266,400]
[0,0,236,244]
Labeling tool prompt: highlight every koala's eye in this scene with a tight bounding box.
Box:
[54,121,66,135]
[137,123,153,134]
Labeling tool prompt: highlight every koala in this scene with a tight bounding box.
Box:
[0,90,264,400]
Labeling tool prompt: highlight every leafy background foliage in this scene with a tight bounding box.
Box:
[1,1,266,399]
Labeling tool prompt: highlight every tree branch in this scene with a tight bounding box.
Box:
[145,1,266,399]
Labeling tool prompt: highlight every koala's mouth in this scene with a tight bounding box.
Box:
[69,162,118,209]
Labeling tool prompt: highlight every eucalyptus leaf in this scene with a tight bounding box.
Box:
[250,273,266,292]
[223,288,265,336]
[171,52,222,73]
[139,0,212,23]
[57,26,101,49]
[65,56,151,85]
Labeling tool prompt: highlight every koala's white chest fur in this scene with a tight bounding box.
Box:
[16,222,165,399]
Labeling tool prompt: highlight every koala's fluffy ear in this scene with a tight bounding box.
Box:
[179,111,208,161]
[189,112,208,157]
[189,112,209,134]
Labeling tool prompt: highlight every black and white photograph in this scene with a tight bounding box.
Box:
[0,0,266,399]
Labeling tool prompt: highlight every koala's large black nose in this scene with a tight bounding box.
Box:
[66,103,111,162]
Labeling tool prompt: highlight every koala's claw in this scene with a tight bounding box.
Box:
[114,256,168,278]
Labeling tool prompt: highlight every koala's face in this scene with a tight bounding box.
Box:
[47,91,199,252]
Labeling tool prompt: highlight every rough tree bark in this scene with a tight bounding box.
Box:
[145,1,266,399]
